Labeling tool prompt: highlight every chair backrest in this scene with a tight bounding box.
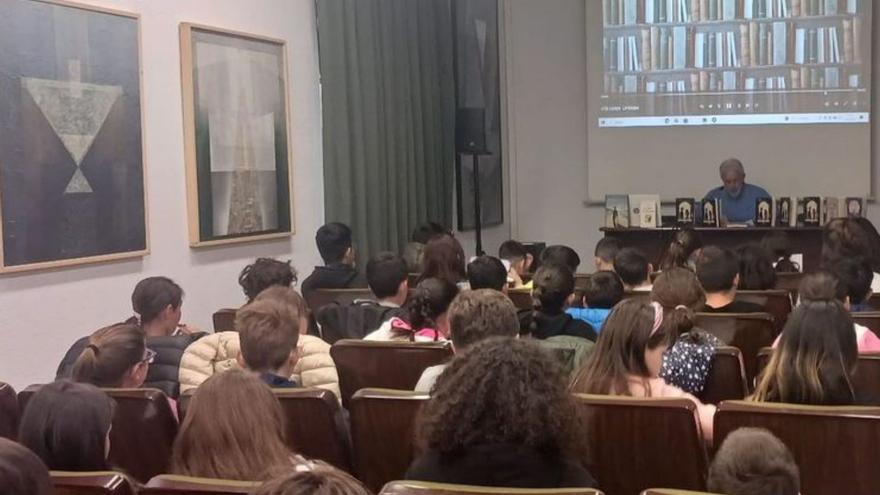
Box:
[574,273,592,291]
[640,490,721,495]
[574,394,708,495]
[306,288,375,313]
[774,272,805,297]
[694,313,776,384]
[866,293,880,311]
[0,381,18,440]
[735,290,792,331]
[697,347,748,404]
[51,471,137,495]
[330,340,452,408]
[350,389,430,492]
[381,480,605,495]
[507,290,532,310]
[142,475,260,494]
[852,312,880,338]
[715,400,880,495]
[212,308,237,332]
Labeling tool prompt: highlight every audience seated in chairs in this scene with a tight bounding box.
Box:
[659,227,703,272]
[302,223,366,301]
[239,258,299,303]
[172,369,314,481]
[708,427,800,495]
[518,265,597,342]
[735,243,777,291]
[0,437,52,495]
[18,380,114,471]
[542,245,582,273]
[414,289,519,392]
[566,270,624,334]
[237,298,303,389]
[255,466,371,495]
[418,235,468,289]
[571,299,716,443]
[407,337,597,489]
[498,240,535,289]
[365,278,459,342]
[69,323,159,399]
[696,246,764,313]
[403,222,448,273]
[466,255,509,293]
[613,248,653,292]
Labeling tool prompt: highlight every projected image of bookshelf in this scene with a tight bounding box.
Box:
[598,0,872,127]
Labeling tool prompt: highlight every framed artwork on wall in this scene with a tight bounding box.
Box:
[180,23,294,247]
[0,0,148,273]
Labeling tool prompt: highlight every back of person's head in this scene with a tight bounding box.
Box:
[851,217,880,272]
[760,232,800,273]
[583,271,624,309]
[411,222,447,245]
[531,264,575,315]
[416,337,584,460]
[131,276,183,325]
[498,240,528,262]
[829,257,873,306]
[466,255,508,291]
[798,271,847,303]
[239,258,298,302]
[254,466,372,495]
[695,246,739,293]
[650,268,705,336]
[822,218,874,267]
[659,228,702,271]
[366,252,408,299]
[316,222,353,265]
[735,244,777,290]
[753,299,857,405]
[448,289,519,349]
[236,299,300,373]
[404,277,459,330]
[18,380,113,471]
[253,286,310,336]
[541,245,581,272]
[0,438,53,495]
[571,299,676,395]
[594,237,622,268]
[420,235,466,284]
[613,247,650,288]
[172,369,292,481]
[71,323,147,388]
[708,427,800,495]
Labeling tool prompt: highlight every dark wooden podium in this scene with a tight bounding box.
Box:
[601,227,823,271]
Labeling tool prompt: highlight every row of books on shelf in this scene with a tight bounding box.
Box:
[605,194,863,228]
[604,0,860,26]
[605,66,858,94]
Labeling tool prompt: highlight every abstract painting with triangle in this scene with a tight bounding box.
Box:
[0,0,146,271]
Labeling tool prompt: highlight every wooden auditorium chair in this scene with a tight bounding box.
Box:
[574,395,708,495]
[0,381,18,440]
[697,347,749,404]
[851,312,880,338]
[305,288,375,314]
[693,313,776,384]
[773,272,805,298]
[212,308,237,332]
[507,289,532,310]
[381,480,605,495]
[639,490,721,495]
[143,475,260,494]
[51,471,137,495]
[734,289,793,332]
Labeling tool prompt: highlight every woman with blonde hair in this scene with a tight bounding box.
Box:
[71,322,151,389]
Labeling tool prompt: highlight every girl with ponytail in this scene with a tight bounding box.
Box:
[659,227,703,272]
[71,322,150,388]
[519,265,597,341]
[365,278,459,341]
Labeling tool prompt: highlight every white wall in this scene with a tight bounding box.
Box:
[0,0,325,391]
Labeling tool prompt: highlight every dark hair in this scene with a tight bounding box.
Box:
[18,380,114,471]
[583,271,624,309]
[708,427,800,495]
[254,466,372,495]
[419,235,466,285]
[829,258,873,305]
[411,222,448,245]
[594,237,622,264]
[71,323,146,388]
[695,246,739,293]
[316,222,353,264]
[851,217,880,272]
[752,300,857,405]
[798,271,846,303]
[448,289,519,349]
[415,337,585,460]
[541,245,581,272]
[0,438,53,495]
[236,299,300,372]
[822,218,877,271]
[403,278,459,330]
[239,258,298,302]
[366,252,408,299]
[466,256,508,291]
[131,276,183,324]
[613,247,650,287]
[499,240,528,261]
[736,244,777,291]
[761,232,800,273]
[531,264,575,315]
[659,228,702,271]
[651,268,705,336]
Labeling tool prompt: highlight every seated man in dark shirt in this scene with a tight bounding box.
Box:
[696,246,765,313]
[301,222,366,300]
[237,298,300,388]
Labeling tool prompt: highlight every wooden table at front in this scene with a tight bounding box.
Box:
[600,226,823,271]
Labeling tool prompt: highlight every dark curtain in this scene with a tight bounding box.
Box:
[316,0,456,263]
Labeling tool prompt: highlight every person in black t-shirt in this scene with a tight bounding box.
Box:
[696,246,765,313]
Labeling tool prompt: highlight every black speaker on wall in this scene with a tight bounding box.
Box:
[456,107,488,154]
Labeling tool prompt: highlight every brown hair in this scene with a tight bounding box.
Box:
[254,466,372,495]
[0,438,53,495]
[822,218,876,268]
[708,427,800,495]
[71,323,146,387]
[650,267,705,336]
[419,234,466,285]
[448,289,519,349]
[171,369,293,480]
[236,299,300,372]
[659,228,702,271]
[570,299,675,395]
[239,258,298,302]
[254,286,309,331]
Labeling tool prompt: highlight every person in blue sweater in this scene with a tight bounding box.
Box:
[567,271,624,334]
[703,158,771,224]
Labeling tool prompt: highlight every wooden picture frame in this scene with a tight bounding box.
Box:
[0,0,149,273]
[180,22,294,247]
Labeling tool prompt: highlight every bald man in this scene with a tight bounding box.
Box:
[703,158,770,224]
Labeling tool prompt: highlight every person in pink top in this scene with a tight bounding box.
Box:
[364,277,459,342]
[570,299,716,444]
